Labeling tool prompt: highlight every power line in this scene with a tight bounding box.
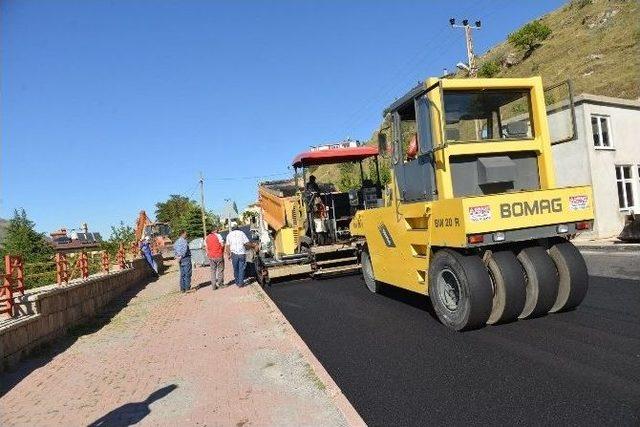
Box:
[339,29,460,137]
[206,172,291,182]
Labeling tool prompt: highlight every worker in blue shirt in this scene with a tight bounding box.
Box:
[173,230,192,293]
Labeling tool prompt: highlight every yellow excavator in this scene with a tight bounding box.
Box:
[350,77,594,331]
[135,211,173,258]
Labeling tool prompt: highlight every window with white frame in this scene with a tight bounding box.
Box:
[591,115,612,148]
[615,165,634,209]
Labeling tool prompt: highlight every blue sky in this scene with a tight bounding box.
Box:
[1,0,565,236]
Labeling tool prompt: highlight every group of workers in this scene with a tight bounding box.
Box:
[145,174,323,293]
[172,226,256,293]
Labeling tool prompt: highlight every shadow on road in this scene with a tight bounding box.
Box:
[377,280,439,321]
[88,384,178,427]
[0,274,161,398]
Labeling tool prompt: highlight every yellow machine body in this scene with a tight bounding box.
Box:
[350,76,595,295]
[258,185,304,256]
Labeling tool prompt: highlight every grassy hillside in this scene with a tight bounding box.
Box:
[471,0,639,99]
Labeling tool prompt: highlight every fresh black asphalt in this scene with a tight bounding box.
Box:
[266,273,640,426]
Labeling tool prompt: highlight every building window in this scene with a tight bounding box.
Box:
[615,165,634,209]
[591,115,612,148]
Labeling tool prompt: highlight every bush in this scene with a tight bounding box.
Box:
[571,0,592,9]
[508,21,552,55]
[478,61,501,78]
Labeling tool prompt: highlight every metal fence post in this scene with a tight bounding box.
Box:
[79,252,89,279]
[130,242,138,260]
[117,244,126,270]
[102,251,110,273]
[1,255,24,317]
[55,253,69,285]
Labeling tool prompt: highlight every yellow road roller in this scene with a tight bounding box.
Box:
[350,77,594,331]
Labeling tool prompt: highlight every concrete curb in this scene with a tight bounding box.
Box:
[575,243,640,252]
[252,283,367,427]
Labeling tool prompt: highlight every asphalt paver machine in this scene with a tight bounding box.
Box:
[256,144,381,284]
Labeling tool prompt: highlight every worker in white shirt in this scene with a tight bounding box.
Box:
[225,226,253,286]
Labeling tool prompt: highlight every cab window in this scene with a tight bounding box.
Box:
[444,90,534,142]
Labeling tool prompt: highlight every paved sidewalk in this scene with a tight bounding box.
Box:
[0,259,363,426]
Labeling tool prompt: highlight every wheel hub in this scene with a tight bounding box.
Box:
[438,268,460,311]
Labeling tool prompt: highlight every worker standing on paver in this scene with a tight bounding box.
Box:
[173,230,192,293]
[206,228,225,290]
[225,226,250,286]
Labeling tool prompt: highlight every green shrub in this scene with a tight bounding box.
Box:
[508,21,552,55]
[478,61,501,78]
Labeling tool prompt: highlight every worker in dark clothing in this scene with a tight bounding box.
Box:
[306,175,321,194]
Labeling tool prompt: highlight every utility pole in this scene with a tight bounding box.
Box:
[224,198,232,232]
[450,18,481,77]
[199,172,207,241]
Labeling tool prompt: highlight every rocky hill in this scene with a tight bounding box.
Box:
[471,0,639,99]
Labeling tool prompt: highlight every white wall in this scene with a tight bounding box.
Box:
[551,96,640,238]
[583,101,640,237]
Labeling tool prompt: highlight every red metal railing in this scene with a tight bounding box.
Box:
[0,244,149,318]
[117,244,127,269]
[0,256,25,318]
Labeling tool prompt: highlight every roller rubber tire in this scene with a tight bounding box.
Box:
[361,249,380,293]
[517,246,559,319]
[484,251,527,325]
[428,249,493,331]
[548,241,589,313]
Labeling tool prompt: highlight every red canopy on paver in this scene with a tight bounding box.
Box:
[292,146,379,168]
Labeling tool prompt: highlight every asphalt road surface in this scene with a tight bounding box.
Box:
[267,251,640,426]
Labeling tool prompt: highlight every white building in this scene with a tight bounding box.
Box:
[552,94,640,238]
[310,139,363,151]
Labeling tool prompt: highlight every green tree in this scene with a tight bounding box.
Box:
[0,209,53,262]
[478,61,501,78]
[155,195,199,239]
[100,221,135,256]
[241,210,258,226]
[368,157,391,186]
[508,21,551,57]
[337,163,360,192]
[0,209,55,288]
[179,206,220,240]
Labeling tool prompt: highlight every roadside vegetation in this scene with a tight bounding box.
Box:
[155,194,221,239]
[100,221,135,257]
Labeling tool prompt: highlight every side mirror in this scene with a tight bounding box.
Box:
[377,132,387,153]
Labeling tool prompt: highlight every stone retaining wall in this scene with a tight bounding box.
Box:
[0,256,164,372]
